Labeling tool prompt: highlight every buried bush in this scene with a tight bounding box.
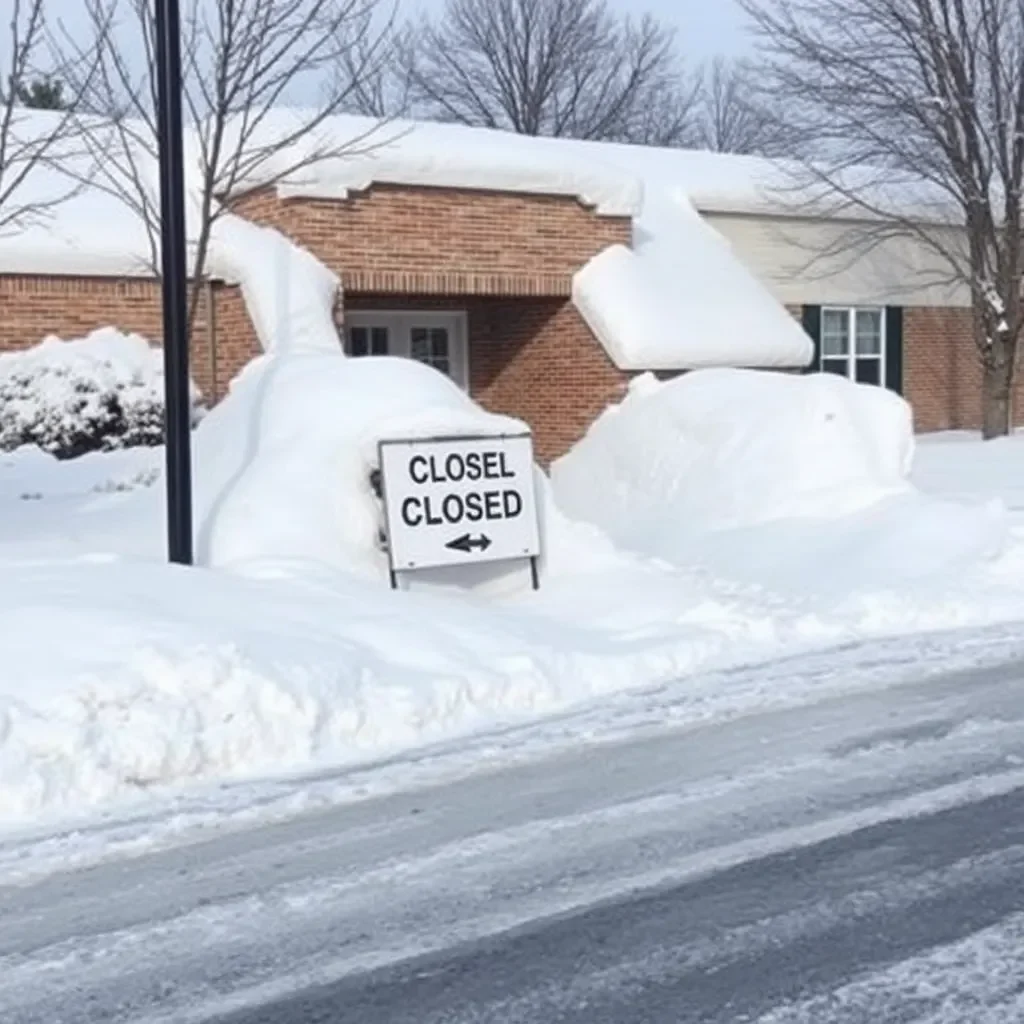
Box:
[0,329,204,459]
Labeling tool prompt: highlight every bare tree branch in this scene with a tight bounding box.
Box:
[56,0,394,336]
[692,57,792,156]
[0,0,104,236]
[742,0,1024,437]
[397,0,697,144]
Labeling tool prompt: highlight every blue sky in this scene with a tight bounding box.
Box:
[411,0,752,58]
[641,0,750,57]
[45,0,751,62]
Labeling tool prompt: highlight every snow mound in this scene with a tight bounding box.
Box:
[551,369,1007,593]
[0,328,202,459]
[553,369,913,532]
[189,352,617,590]
[573,193,813,370]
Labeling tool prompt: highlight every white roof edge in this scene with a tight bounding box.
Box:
[691,191,962,228]
[272,165,643,217]
[0,250,154,278]
[0,247,241,283]
[272,176,638,218]
[694,199,960,227]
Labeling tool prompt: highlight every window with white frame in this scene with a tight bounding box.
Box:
[343,311,468,389]
[820,307,885,386]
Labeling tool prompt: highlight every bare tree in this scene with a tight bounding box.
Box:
[692,57,788,156]
[59,0,392,333]
[0,0,96,234]
[396,0,697,144]
[743,0,1024,438]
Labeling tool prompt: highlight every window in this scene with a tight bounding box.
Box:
[346,325,389,357]
[343,312,468,388]
[820,307,885,387]
[410,326,451,376]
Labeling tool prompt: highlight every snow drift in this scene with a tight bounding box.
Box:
[185,351,616,590]
[209,214,341,354]
[4,397,1024,825]
[551,370,1007,593]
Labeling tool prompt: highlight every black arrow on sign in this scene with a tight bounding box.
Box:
[446,533,493,554]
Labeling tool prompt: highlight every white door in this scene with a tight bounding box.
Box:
[344,311,468,389]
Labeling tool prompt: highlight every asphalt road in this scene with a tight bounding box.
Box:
[215,786,1024,1024]
[4,643,1024,1023]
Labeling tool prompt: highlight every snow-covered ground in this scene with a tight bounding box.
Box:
[4,358,1024,838]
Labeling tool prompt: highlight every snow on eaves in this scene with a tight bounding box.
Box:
[573,191,814,370]
[226,112,957,226]
[221,112,643,217]
[0,110,814,370]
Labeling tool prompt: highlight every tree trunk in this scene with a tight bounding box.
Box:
[981,347,1014,439]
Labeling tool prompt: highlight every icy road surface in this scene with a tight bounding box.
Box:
[2,640,1024,1023]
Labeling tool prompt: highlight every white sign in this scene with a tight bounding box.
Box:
[378,433,541,572]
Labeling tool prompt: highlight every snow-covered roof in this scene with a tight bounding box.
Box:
[224,111,643,217]
[0,111,156,278]
[226,112,956,224]
[224,113,815,369]
[0,110,818,369]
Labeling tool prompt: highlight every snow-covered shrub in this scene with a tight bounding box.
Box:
[0,329,203,459]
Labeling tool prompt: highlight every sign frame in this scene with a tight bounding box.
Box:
[377,432,541,589]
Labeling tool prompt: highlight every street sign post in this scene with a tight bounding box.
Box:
[378,434,541,586]
[155,0,193,565]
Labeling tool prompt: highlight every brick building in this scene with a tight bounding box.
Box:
[0,114,1003,461]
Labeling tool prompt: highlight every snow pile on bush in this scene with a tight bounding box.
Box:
[551,369,1007,593]
[0,329,203,459]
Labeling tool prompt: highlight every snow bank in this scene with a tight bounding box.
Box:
[0,328,202,458]
[0,552,773,823]
[191,353,517,574]
[6,399,1024,824]
[551,370,1007,593]
[573,193,813,369]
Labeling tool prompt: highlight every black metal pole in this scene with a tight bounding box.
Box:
[154,0,193,565]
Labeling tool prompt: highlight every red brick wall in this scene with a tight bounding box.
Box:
[347,294,627,463]
[470,299,627,463]
[904,307,978,431]
[233,184,630,296]
[0,275,260,401]
[207,284,263,397]
[902,306,1024,431]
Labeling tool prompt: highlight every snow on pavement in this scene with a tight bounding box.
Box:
[2,617,1023,888]
[754,912,1024,1024]
[2,654,1024,1023]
